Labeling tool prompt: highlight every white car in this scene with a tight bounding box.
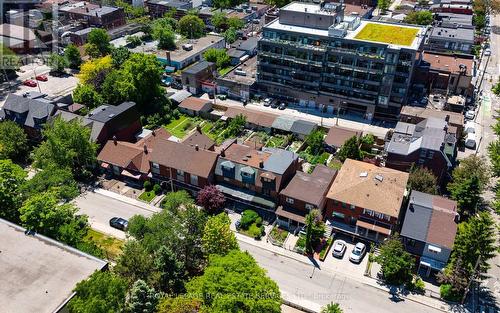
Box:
[465,133,477,149]
[349,242,367,263]
[484,48,491,56]
[465,121,476,134]
[332,240,347,258]
[263,98,272,107]
[465,110,475,120]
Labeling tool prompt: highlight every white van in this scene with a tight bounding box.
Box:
[465,121,476,134]
[465,133,476,149]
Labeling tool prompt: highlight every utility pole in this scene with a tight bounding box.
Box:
[477,53,491,93]
[461,255,481,305]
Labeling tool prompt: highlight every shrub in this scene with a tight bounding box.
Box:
[407,276,425,294]
[153,184,162,195]
[143,180,152,191]
[440,284,461,302]
[248,224,263,239]
[255,216,263,227]
[240,210,259,230]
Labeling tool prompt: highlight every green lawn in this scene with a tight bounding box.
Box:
[164,115,190,138]
[266,135,286,148]
[218,66,233,76]
[139,190,156,202]
[84,229,124,261]
[355,23,419,46]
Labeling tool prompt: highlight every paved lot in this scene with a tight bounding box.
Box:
[322,235,369,279]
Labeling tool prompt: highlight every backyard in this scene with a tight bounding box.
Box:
[268,226,289,246]
[164,115,216,140]
[138,190,156,202]
[355,23,419,46]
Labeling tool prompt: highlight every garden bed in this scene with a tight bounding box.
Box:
[84,229,124,261]
[265,135,290,148]
[319,237,333,261]
[268,226,289,246]
[287,140,304,152]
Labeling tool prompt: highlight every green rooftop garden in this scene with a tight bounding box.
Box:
[354,23,419,46]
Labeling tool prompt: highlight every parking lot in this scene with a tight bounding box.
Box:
[322,233,370,278]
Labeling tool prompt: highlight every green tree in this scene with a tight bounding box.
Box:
[84,43,101,59]
[101,69,136,105]
[0,120,29,161]
[115,240,155,286]
[21,165,79,201]
[161,190,194,212]
[19,191,89,245]
[403,11,433,25]
[321,302,343,313]
[65,44,82,70]
[445,212,496,283]
[127,280,160,313]
[33,117,98,178]
[202,213,238,256]
[488,139,500,176]
[0,44,20,75]
[186,250,281,313]
[110,46,131,67]
[126,35,142,48]
[377,0,391,12]
[68,271,127,313]
[157,297,202,313]
[225,114,246,138]
[72,84,104,108]
[120,53,163,111]
[264,0,291,7]
[203,48,230,69]
[178,15,205,39]
[227,16,244,30]
[304,209,325,254]
[336,135,361,162]
[375,234,415,285]
[155,27,177,50]
[213,0,245,9]
[0,159,26,222]
[86,28,111,57]
[224,27,237,44]
[48,53,69,73]
[449,155,490,189]
[449,176,481,217]
[154,245,185,292]
[211,11,227,31]
[78,55,113,90]
[407,166,438,195]
[305,129,325,155]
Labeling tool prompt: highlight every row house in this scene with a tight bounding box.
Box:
[325,159,409,242]
[276,165,337,231]
[149,139,219,195]
[214,140,299,214]
[401,190,458,277]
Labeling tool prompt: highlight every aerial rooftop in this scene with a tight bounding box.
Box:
[0,219,107,313]
[353,22,420,47]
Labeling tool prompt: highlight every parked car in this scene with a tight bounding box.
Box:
[484,48,491,56]
[465,133,477,149]
[171,82,183,90]
[35,74,48,81]
[465,121,476,134]
[23,79,37,87]
[109,217,128,231]
[218,94,227,100]
[270,100,279,108]
[278,102,286,110]
[263,98,272,107]
[235,220,241,230]
[349,242,367,263]
[465,110,475,120]
[332,240,347,258]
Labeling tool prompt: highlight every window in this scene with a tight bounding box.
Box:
[341,202,347,208]
[407,239,416,247]
[363,208,374,216]
[151,162,160,174]
[350,204,355,210]
[374,212,385,220]
[428,245,441,254]
[286,197,294,204]
[190,174,198,186]
[176,169,184,181]
[419,149,427,158]
[305,203,314,211]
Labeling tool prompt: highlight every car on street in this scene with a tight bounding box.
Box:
[349,242,367,263]
[465,121,476,134]
[109,217,128,231]
[263,98,272,107]
[465,133,477,149]
[35,74,48,81]
[278,102,286,110]
[332,239,347,258]
[484,48,491,56]
[465,110,475,120]
[23,79,37,87]
[171,82,183,90]
[271,100,279,108]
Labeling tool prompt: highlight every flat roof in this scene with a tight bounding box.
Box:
[168,35,224,62]
[352,22,421,47]
[222,56,257,85]
[0,219,107,313]
[282,2,338,15]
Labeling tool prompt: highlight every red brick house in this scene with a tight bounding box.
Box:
[149,140,219,194]
[325,159,409,242]
[276,165,337,231]
[97,128,171,183]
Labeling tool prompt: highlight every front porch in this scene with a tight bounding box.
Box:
[327,217,391,243]
[275,205,306,233]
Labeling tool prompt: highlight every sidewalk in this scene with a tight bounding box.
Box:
[94,188,162,213]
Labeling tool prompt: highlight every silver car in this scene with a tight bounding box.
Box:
[349,242,367,263]
[332,240,347,258]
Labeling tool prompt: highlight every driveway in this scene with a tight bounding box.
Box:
[322,234,369,279]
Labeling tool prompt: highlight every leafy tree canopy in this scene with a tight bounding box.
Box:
[202,213,238,256]
[336,135,361,162]
[86,28,111,57]
[375,234,414,285]
[78,55,113,90]
[305,129,325,156]
[72,84,104,109]
[403,11,433,25]
[408,166,438,195]
[178,15,205,39]
[0,120,29,161]
[21,165,79,201]
[0,159,26,222]
[65,44,82,70]
[197,185,225,213]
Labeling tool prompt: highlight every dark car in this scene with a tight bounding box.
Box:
[235,220,241,230]
[171,82,183,90]
[109,217,128,231]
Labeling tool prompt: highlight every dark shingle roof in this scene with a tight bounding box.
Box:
[87,102,136,123]
[183,61,214,75]
[1,93,55,128]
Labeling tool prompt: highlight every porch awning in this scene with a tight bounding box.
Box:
[356,220,391,236]
[260,172,276,180]
[420,256,446,271]
[240,166,255,175]
[275,206,306,224]
[121,169,141,180]
[221,160,235,169]
[216,184,275,208]
[100,162,110,169]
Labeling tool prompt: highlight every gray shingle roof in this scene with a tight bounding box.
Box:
[387,118,447,155]
[1,94,55,128]
[183,61,214,75]
[87,102,136,123]
[401,191,433,242]
[262,147,298,174]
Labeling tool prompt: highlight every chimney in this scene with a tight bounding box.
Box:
[144,144,148,154]
[220,148,225,157]
[259,160,264,168]
[445,114,450,122]
[195,144,199,151]
[196,125,201,133]
[113,135,117,145]
[152,129,156,136]
[86,7,89,12]
[166,51,171,66]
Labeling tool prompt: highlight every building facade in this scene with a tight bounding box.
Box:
[257,2,425,121]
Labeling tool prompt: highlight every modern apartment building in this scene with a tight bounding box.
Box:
[257,2,426,120]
